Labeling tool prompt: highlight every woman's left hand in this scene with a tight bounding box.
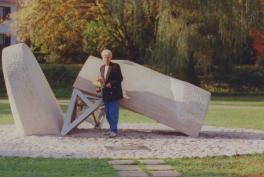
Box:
[106,83,112,88]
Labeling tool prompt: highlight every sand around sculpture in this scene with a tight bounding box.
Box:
[67,56,211,137]
[2,43,63,136]
[1,123,264,158]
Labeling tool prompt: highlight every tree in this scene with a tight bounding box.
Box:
[83,0,158,63]
[147,0,262,84]
[15,0,93,63]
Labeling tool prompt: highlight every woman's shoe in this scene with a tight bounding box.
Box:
[103,130,111,136]
[109,132,117,138]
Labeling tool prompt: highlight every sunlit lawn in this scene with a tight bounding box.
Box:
[1,96,264,130]
[1,154,264,177]
[166,153,264,177]
[1,96,264,177]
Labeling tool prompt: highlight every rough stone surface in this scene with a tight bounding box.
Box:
[139,160,165,165]
[73,56,211,137]
[0,123,264,158]
[118,171,148,177]
[2,43,63,136]
[112,165,141,171]
[144,165,174,171]
[150,170,182,177]
[108,160,135,165]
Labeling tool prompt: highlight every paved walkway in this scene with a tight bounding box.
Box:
[108,159,181,177]
[0,123,264,158]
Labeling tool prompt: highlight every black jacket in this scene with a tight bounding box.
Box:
[100,62,123,102]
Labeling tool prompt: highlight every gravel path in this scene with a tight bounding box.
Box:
[0,123,264,159]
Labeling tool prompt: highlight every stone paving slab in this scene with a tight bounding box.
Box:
[112,165,141,171]
[118,170,148,177]
[150,170,182,177]
[139,159,165,165]
[108,160,135,165]
[145,165,174,170]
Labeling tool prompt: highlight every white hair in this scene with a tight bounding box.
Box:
[101,49,112,57]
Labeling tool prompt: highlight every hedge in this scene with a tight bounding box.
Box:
[201,66,264,94]
[0,64,82,97]
[1,64,264,97]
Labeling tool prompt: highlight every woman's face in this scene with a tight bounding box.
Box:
[102,53,112,65]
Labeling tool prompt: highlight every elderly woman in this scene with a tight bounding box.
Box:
[97,49,123,138]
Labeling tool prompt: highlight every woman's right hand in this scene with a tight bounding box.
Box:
[97,76,104,84]
[96,87,101,93]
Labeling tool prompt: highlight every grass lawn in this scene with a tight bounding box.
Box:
[0,157,117,177]
[166,154,264,177]
[205,96,264,130]
[1,96,263,130]
[0,154,264,177]
[0,96,264,176]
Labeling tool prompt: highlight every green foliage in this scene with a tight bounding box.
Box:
[147,0,262,84]
[13,0,264,85]
[41,64,82,88]
[200,65,264,93]
[83,0,158,63]
[15,0,91,63]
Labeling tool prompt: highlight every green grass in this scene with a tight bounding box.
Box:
[0,102,13,124]
[166,154,264,177]
[0,99,155,125]
[1,96,264,130]
[0,96,264,176]
[0,157,117,177]
[0,154,264,177]
[205,97,264,130]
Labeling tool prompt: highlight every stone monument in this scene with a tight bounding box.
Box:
[62,56,211,137]
[2,43,63,136]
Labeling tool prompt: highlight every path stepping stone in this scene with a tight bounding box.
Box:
[108,160,135,165]
[139,159,165,165]
[108,159,182,177]
[112,165,141,171]
[118,170,148,177]
[145,165,174,170]
[150,170,182,177]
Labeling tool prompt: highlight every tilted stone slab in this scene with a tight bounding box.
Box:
[2,43,63,136]
[73,56,211,137]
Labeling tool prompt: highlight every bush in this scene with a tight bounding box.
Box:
[200,65,264,94]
